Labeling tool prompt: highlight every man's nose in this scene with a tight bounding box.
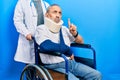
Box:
[56,13,61,18]
[56,15,60,18]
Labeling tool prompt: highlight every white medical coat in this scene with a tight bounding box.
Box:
[13,0,49,63]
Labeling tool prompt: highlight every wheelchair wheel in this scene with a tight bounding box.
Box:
[20,64,53,80]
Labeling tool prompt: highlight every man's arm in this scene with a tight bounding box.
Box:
[39,40,73,56]
[74,33,83,44]
[68,18,83,44]
[13,0,31,38]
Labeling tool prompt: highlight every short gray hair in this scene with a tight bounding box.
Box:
[46,4,60,13]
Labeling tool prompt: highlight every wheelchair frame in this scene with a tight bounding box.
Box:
[20,38,96,80]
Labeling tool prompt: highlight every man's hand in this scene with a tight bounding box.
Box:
[68,18,77,36]
[70,54,74,60]
[26,34,32,41]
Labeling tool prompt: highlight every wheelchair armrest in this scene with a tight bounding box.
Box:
[70,43,96,69]
[70,43,91,49]
[74,56,95,68]
[38,50,62,56]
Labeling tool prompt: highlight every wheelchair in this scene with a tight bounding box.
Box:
[20,38,96,80]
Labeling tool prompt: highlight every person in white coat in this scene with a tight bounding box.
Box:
[13,0,49,64]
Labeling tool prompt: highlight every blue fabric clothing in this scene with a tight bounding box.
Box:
[39,40,72,56]
[39,29,73,56]
[44,60,102,80]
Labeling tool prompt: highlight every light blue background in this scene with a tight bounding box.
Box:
[0,0,120,80]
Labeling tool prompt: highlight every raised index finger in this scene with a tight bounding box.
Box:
[68,18,71,28]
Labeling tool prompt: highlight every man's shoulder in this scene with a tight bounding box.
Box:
[37,25,47,30]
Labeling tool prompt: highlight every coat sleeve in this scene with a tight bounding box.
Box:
[13,0,30,37]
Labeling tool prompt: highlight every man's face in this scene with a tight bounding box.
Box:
[46,6,62,23]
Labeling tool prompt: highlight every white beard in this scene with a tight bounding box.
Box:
[44,17,63,33]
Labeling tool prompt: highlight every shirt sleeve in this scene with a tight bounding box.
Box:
[35,26,48,45]
[35,26,73,56]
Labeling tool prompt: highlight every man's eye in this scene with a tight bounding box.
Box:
[59,12,62,15]
[54,11,57,13]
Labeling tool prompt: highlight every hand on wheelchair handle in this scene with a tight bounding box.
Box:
[26,34,32,41]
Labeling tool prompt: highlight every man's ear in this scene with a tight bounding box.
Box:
[45,13,48,17]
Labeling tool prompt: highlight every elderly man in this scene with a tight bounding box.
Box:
[35,4,102,80]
